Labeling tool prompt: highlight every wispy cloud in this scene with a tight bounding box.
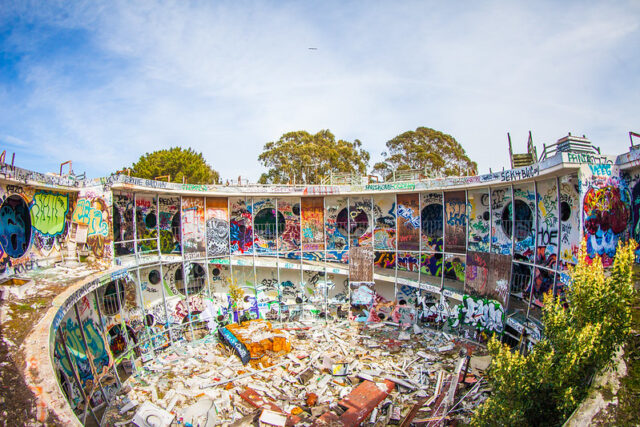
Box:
[0,0,639,179]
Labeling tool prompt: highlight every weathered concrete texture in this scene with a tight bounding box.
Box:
[0,264,114,426]
[564,348,626,427]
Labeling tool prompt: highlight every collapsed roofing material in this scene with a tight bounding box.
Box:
[102,320,489,426]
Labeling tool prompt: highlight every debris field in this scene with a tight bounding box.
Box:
[103,320,490,426]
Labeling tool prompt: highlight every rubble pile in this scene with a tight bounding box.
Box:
[103,321,490,426]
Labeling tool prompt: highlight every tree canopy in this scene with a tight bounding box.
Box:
[258,130,370,184]
[473,240,636,426]
[372,127,477,179]
[123,147,220,184]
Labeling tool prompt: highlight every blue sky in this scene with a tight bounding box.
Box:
[1,0,639,181]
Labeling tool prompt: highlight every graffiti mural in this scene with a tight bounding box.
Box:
[349,196,372,247]
[181,197,206,258]
[277,197,301,252]
[491,187,512,255]
[488,253,511,306]
[450,295,504,334]
[252,198,278,254]
[420,252,443,285]
[559,176,581,266]
[421,193,443,251]
[512,185,536,262]
[0,195,32,259]
[536,179,558,268]
[325,196,348,251]
[373,194,396,250]
[30,191,69,236]
[205,197,229,257]
[72,192,112,259]
[113,192,134,255]
[301,197,324,251]
[135,193,158,254]
[444,191,466,253]
[582,176,630,266]
[443,254,465,291]
[230,197,254,254]
[158,196,181,254]
[374,251,396,271]
[465,251,490,297]
[397,193,420,250]
[466,189,489,252]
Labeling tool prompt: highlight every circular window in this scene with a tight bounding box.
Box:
[254,208,285,240]
[176,264,206,296]
[148,269,161,285]
[560,201,571,222]
[336,208,369,238]
[145,213,157,229]
[103,280,126,316]
[292,203,300,216]
[482,211,490,222]
[501,200,533,242]
[211,267,221,277]
[421,204,443,237]
[0,195,31,258]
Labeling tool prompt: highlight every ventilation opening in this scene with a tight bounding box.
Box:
[148,269,161,285]
[501,200,533,242]
[421,204,443,237]
[560,201,571,222]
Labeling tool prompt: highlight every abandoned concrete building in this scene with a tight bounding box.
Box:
[0,134,638,425]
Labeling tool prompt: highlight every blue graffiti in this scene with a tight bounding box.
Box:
[0,196,31,258]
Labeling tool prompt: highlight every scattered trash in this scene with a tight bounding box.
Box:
[101,320,488,426]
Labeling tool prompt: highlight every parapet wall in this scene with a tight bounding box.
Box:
[1,146,639,424]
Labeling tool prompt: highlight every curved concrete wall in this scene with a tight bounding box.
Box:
[0,146,638,423]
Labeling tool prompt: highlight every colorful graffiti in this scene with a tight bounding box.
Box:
[301,197,324,251]
[467,189,489,252]
[72,198,109,237]
[230,197,253,254]
[277,198,301,252]
[30,191,69,236]
[206,198,229,257]
[444,191,466,253]
[0,195,32,258]
[421,193,443,251]
[450,295,504,333]
[325,196,348,251]
[397,193,420,250]
[582,177,630,266]
[181,197,206,257]
[373,194,395,250]
[374,251,396,270]
[159,196,181,254]
[536,179,558,268]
